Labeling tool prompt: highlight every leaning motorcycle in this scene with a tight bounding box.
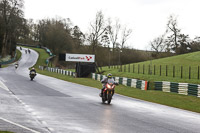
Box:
[102,79,118,104]
[30,71,36,81]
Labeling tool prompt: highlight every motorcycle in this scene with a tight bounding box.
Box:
[101,79,118,104]
[15,64,18,69]
[29,71,36,81]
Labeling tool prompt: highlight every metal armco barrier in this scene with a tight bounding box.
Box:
[92,73,148,90]
[154,81,200,97]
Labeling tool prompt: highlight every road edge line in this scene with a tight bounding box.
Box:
[0,117,40,133]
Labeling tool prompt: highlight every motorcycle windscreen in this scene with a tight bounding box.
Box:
[107,78,115,84]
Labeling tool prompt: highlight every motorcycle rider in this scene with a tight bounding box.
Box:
[100,73,117,97]
[28,49,31,54]
[30,67,36,75]
[15,61,19,69]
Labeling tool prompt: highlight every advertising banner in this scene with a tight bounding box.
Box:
[65,54,95,62]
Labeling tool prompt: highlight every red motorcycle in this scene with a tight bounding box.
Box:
[102,79,118,104]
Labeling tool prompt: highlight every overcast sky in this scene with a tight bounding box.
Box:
[24,0,200,50]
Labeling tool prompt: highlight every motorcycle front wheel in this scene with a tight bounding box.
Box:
[102,93,106,103]
[107,93,112,104]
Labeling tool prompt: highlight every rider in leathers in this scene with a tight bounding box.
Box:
[100,73,117,97]
[30,67,36,75]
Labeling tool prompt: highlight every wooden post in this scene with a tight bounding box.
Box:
[173,66,175,78]
[124,65,126,72]
[181,66,183,79]
[189,66,191,79]
[138,64,140,74]
[160,65,161,76]
[198,66,199,80]
[148,65,150,75]
[143,64,145,74]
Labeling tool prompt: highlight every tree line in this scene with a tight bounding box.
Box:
[0,0,26,58]
[150,15,200,58]
[1,0,200,67]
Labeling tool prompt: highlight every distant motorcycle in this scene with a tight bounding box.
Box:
[15,64,18,69]
[101,79,118,104]
[29,71,36,81]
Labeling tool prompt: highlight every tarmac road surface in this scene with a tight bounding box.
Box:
[0,47,200,133]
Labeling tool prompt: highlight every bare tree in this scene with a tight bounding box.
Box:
[166,15,180,53]
[120,26,132,49]
[88,11,107,53]
[150,34,166,54]
[107,18,121,50]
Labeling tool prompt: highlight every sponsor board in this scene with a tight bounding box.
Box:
[65,54,95,62]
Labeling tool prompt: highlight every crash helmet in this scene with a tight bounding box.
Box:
[32,67,35,70]
[107,73,112,78]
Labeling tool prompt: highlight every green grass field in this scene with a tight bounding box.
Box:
[101,51,200,85]
[28,47,200,113]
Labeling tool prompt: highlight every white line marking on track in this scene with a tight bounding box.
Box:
[47,128,54,132]
[0,77,6,82]
[0,117,41,133]
[31,112,37,116]
[0,80,9,91]
[41,121,47,125]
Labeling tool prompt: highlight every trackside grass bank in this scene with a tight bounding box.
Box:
[28,47,200,113]
[101,51,200,85]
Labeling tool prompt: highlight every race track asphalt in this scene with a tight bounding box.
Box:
[0,47,200,133]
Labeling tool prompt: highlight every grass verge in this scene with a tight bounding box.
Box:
[1,49,21,68]
[27,47,200,113]
[101,51,200,85]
